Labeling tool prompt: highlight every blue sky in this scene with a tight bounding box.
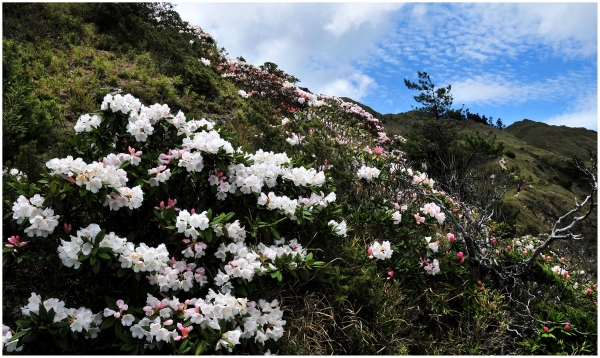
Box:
[174,1,598,131]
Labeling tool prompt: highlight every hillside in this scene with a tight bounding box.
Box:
[2,3,597,356]
[506,119,597,161]
[378,113,597,239]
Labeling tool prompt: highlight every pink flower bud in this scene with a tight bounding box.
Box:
[564,324,570,330]
[480,286,486,291]
[447,233,455,242]
[460,257,465,264]
[586,288,592,295]
[561,257,565,262]
[116,300,125,308]
[456,252,464,258]
[506,245,511,250]
[544,326,549,333]
[388,270,394,278]
[491,238,496,244]
[190,208,195,214]
[477,280,482,286]
[367,248,373,255]
[113,312,121,319]
[474,289,478,294]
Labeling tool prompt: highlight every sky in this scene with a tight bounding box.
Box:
[174,1,598,131]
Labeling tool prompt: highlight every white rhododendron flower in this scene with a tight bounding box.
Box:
[11,194,59,238]
[328,220,347,237]
[368,241,393,260]
[74,113,102,133]
[357,166,380,182]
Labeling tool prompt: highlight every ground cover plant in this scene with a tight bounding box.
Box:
[2,2,597,355]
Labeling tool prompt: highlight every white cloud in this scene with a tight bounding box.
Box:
[173,2,596,123]
[543,94,598,131]
[324,3,403,37]
[320,73,375,101]
[450,71,596,108]
[174,2,401,99]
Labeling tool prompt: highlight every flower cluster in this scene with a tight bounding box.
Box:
[103,147,143,167]
[11,194,59,237]
[101,93,142,115]
[74,113,102,133]
[286,133,304,146]
[57,223,104,269]
[46,156,129,193]
[368,241,393,260]
[147,259,208,292]
[2,324,22,353]
[21,293,103,335]
[391,211,402,224]
[422,258,441,275]
[104,185,144,211]
[127,291,285,350]
[104,299,135,326]
[3,168,27,181]
[212,238,308,293]
[357,165,381,182]
[420,202,446,224]
[328,220,348,237]
[175,210,210,239]
[199,57,210,66]
[5,235,28,253]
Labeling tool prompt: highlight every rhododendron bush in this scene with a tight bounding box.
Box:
[3,89,596,353]
[2,4,597,354]
[3,93,343,354]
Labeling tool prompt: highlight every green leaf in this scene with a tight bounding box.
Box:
[92,259,101,273]
[21,330,37,343]
[79,188,88,197]
[90,255,97,266]
[94,229,106,244]
[8,330,27,342]
[101,316,117,330]
[121,343,137,351]
[117,267,128,278]
[15,319,31,329]
[298,268,310,281]
[270,227,280,240]
[59,336,68,350]
[98,252,111,260]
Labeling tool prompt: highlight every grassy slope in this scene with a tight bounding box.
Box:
[380,115,597,238]
[2,4,597,355]
[506,119,597,161]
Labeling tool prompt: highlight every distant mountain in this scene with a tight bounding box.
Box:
[506,119,597,161]
[376,111,597,239]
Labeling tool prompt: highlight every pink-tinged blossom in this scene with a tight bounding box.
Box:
[447,233,455,242]
[368,241,393,260]
[414,213,425,225]
[423,259,440,275]
[391,211,402,224]
[564,324,571,330]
